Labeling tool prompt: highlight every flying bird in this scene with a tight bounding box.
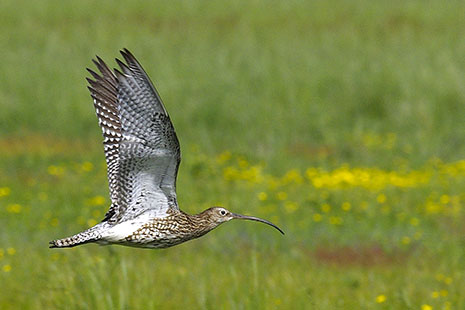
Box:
[50,49,284,249]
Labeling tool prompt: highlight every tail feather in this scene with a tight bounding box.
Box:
[49,223,108,248]
[49,235,96,248]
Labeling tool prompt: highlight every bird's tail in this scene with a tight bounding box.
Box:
[49,223,107,248]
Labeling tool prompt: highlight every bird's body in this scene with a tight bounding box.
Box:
[50,49,283,249]
[53,209,228,249]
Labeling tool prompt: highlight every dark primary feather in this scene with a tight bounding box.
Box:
[86,49,181,223]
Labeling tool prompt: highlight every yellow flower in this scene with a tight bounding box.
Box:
[440,289,448,297]
[313,213,322,222]
[216,151,232,164]
[0,187,11,197]
[284,201,298,213]
[88,195,105,206]
[439,194,449,204]
[81,161,94,172]
[223,166,238,181]
[2,264,11,272]
[87,219,98,227]
[375,294,386,303]
[305,167,318,179]
[257,192,268,201]
[321,204,331,213]
[7,248,15,255]
[410,217,419,226]
[329,216,343,225]
[421,304,432,310]
[238,158,248,168]
[281,169,303,184]
[341,202,351,211]
[276,192,287,201]
[377,194,387,203]
[435,273,444,281]
[47,165,65,176]
[401,236,411,245]
[431,291,439,298]
[6,204,22,214]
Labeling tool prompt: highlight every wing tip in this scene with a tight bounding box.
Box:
[87,67,100,79]
[113,67,126,79]
[120,48,134,59]
[115,57,131,74]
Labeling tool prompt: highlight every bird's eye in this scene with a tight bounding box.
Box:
[220,210,227,216]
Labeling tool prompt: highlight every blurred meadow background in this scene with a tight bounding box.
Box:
[1,0,465,309]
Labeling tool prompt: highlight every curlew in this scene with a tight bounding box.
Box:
[50,49,284,249]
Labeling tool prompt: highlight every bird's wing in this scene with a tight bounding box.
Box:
[87,49,181,223]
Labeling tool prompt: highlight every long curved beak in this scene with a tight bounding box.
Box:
[232,213,285,235]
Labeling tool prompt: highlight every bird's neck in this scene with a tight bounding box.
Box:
[183,211,220,238]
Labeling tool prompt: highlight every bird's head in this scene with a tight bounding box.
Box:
[203,206,284,235]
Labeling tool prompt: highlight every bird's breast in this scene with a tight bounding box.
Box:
[101,214,198,248]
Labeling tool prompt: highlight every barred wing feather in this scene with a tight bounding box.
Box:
[86,49,181,223]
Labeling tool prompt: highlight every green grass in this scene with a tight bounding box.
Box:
[1,0,465,309]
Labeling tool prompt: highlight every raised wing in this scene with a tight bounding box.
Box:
[87,49,181,223]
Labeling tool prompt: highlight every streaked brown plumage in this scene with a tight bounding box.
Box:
[49,49,283,249]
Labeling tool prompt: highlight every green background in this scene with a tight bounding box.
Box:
[1,1,464,309]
